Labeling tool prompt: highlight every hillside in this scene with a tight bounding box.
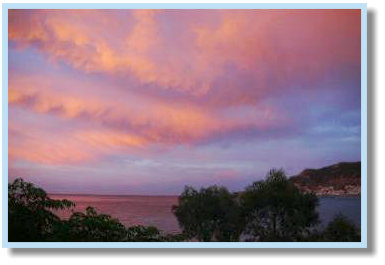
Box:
[290,162,361,196]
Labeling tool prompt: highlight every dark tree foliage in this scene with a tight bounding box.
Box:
[322,214,361,242]
[173,185,243,242]
[9,176,360,243]
[8,178,74,242]
[53,212,185,242]
[241,169,319,241]
[126,225,162,242]
[52,211,185,242]
[9,178,185,242]
[126,225,186,242]
[54,207,128,242]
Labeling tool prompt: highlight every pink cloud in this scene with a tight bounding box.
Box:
[8,9,360,172]
[9,9,360,97]
[8,72,286,165]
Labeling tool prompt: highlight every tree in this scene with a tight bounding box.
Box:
[9,178,184,242]
[60,207,128,242]
[52,208,186,242]
[173,185,243,242]
[126,225,162,242]
[241,169,319,241]
[322,214,360,242]
[8,178,74,242]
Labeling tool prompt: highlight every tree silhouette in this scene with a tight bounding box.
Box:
[322,214,360,242]
[241,169,319,241]
[173,185,243,242]
[8,178,74,242]
[8,178,185,242]
[9,175,359,242]
[56,207,128,242]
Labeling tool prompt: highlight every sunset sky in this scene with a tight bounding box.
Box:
[8,9,361,195]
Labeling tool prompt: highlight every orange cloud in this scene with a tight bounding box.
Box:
[8,72,285,165]
[126,10,160,53]
[75,130,147,149]
[193,10,361,92]
[8,122,95,165]
[8,9,360,97]
[8,10,171,89]
[8,9,358,167]
[8,119,149,165]
[8,76,216,141]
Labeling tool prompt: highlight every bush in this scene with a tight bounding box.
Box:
[126,225,162,241]
[322,214,360,242]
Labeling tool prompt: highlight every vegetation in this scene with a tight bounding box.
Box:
[8,178,184,242]
[8,170,361,242]
[52,206,127,242]
[173,185,243,242]
[173,169,359,242]
[241,169,319,241]
[126,225,186,242]
[8,178,74,242]
[322,214,361,242]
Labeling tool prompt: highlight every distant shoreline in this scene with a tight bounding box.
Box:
[49,193,361,199]
[317,194,361,198]
[49,193,179,197]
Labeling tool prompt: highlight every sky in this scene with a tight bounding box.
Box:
[8,9,361,195]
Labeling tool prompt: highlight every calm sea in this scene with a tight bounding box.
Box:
[50,194,361,234]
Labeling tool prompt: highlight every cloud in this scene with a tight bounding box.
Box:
[8,10,361,193]
[9,9,360,97]
[8,71,287,165]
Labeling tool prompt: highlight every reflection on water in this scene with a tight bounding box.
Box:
[50,194,361,234]
[50,194,181,233]
[317,196,361,227]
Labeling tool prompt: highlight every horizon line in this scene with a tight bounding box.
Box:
[48,192,180,197]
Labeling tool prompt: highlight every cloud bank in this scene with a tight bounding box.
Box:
[8,9,361,194]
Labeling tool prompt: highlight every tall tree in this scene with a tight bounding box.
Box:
[60,207,127,242]
[173,185,243,242]
[241,169,319,241]
[8,178,74,242]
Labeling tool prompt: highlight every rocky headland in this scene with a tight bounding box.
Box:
[290,162,361,196]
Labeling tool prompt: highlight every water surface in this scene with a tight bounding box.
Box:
[51,194,361,234]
